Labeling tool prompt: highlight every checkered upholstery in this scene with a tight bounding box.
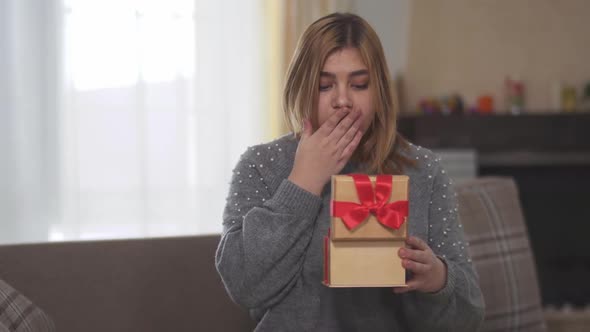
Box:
[0,279,54,332]
[456,177,547,332]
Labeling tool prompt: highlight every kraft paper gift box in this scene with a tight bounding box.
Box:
[323,174,409,287]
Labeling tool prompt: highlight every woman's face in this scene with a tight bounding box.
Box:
[316,47,375,133]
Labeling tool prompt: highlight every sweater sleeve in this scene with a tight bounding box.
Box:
[215,149,323,310]
[401,160,485,331]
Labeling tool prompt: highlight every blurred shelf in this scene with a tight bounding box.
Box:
[479,151,590,167]
[397,112,590,166]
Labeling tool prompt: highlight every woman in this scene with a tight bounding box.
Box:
[216,13,484,331]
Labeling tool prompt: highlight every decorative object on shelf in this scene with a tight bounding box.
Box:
[552,81,564,112]
[562,84,577,112]
[505,76,525,115]
[477,95,494,114]
[417,94,464,115]
[581,81,590,111]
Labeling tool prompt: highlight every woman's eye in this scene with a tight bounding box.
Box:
[319,82,368,91]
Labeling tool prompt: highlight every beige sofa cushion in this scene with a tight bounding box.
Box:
[456,177,547,331]
[0,236,254,332]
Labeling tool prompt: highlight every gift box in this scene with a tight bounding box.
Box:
[323,174,409,287]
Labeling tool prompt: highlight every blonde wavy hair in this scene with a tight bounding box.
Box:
[283,12,415,175]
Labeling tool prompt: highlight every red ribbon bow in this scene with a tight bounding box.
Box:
[331,174,408,231]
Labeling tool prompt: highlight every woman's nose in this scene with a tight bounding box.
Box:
[333,87,352,109]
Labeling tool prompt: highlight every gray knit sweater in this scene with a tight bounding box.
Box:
[216,134,485,331]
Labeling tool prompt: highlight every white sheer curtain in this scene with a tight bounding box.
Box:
[0,0,61,244]
[0,0,264,244]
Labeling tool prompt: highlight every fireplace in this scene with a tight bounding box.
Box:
[480,163,590,306]
[398,113,590,307]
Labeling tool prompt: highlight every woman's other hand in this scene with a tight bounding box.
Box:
[393,236,448,294]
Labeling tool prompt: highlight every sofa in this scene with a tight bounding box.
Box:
[0,177,548,331]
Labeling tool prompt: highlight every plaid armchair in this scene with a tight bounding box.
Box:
[0,278,54,332]
[456,177,547,331]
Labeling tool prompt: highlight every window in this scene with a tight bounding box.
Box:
[52,0,263,241]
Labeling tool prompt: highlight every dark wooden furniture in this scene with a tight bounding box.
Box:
[398,113,590,307]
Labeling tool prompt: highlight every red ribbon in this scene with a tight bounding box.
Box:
[331,174,408,231]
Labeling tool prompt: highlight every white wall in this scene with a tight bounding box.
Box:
[406,0,590,113]
[354,0,411,78]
